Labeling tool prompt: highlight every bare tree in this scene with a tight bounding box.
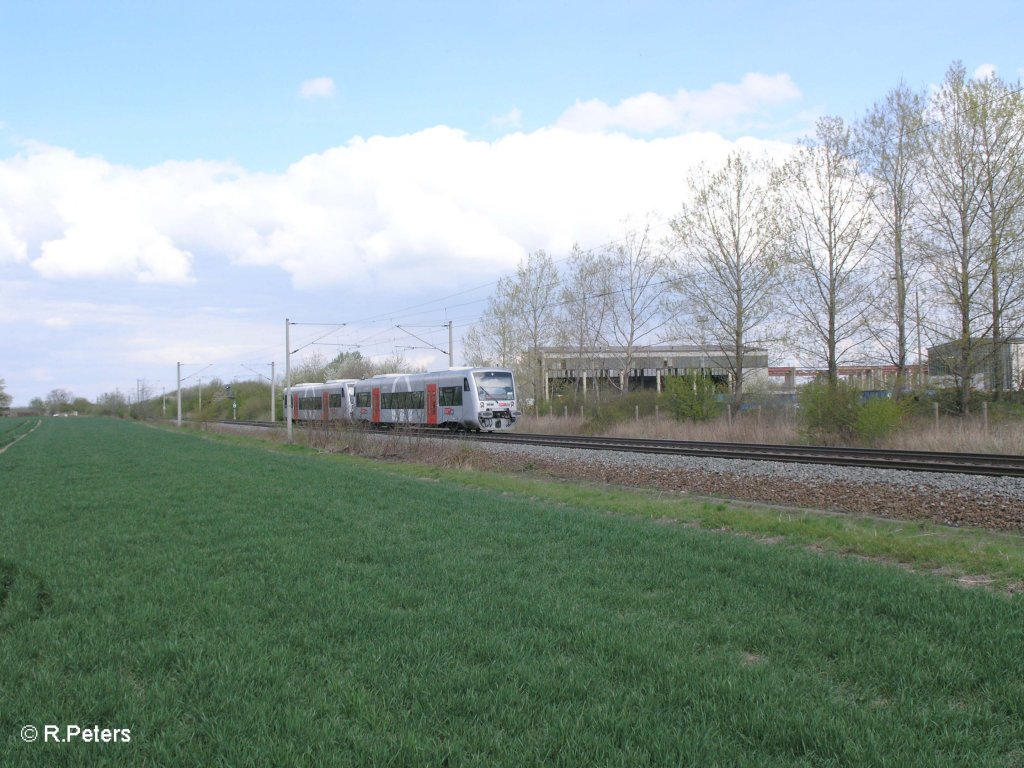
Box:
[290,351,331,383]
[514,250,560,402]
[971,71,1024,397]
[372,352,423,374]
[556,243,613,399]
[463,279,525,370]
[463,250,558,402]
[920,63,990,413]
[96,391,129,417]
[325,351,376,379]
[669,150,785,403]
[779,116,879,385]
[45,388,74,415]
[856,82,927,396]
[604,218,673,392]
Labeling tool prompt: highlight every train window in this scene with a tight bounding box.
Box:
[439,386,462,406]
[329,394,342,408]
[473,371,515,400]
[355,392,371,408]
[299,396,322,410]
[463,378,470,392]
[381,391,424,410]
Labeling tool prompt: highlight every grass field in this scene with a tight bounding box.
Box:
[2,419,1023,766]
[0,417,38,452]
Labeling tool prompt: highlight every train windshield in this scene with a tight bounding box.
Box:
[473,371,515,400]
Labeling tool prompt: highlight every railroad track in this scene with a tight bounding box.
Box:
[207,420,1024,478]
[470,432,1024,478]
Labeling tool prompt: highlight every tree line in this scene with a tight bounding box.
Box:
[465,62,1024,414]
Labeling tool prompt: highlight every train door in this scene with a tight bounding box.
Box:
[426,383,438,425]
[371,387,381,423]
[321,391,329,423]
[292,392,299,421]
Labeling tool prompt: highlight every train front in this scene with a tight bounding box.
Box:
[472,369,521,432]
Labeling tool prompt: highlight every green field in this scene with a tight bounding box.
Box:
[0,417,38,451]
[2,419,1023,766]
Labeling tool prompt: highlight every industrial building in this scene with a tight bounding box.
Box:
[539,344,769,398]
[928,337,1024,391]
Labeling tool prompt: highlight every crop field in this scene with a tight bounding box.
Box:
[0,417,38,452]
[2,419,1024,766]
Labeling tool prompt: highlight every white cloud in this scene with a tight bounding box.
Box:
[0,146,199,283]
[299,76,337,99]
[490,107,523,129]
[0,214,27,264]
[0,124,796,294]
[557,72,801,134]
[0,81,809,401]
[974,63,997,80]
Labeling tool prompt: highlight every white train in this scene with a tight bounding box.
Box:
[283,379,359,423]
[284,368,520,432]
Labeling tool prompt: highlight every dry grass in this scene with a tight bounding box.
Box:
[881,416,1024,455]
[521,409,1024,454]
[604,412,798,444]
[520,410,799,444]
[300,423,487,468]
[515,413,588,435]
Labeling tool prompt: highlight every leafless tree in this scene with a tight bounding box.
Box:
[514,250,560,402]
[463,250,559,402]
[373,352,423,375]
[325,351,376,379]
[555,243,613,399]
[856,82,927,396]
[462,279,525,369]
[779,116,879,385]
[971,70,1024,397]
[920,63,990,413]
[669,150,785,402]
[45,388,74,415]
[603,217,673,391]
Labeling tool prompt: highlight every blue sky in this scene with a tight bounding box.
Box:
[1,1,1022,404]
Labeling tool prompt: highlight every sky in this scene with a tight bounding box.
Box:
[1,0,1022,405]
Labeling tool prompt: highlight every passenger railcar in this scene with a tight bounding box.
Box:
[352,367,519,432]
[283,379,358,423]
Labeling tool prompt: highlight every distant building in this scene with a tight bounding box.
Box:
[540,344,768,398]
[928,337,1024,391]
[767,364,929,391]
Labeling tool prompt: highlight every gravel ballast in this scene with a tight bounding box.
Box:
[466,440,1024,532]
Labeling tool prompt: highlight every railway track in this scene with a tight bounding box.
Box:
[208,420,1024,478]
[470,432,1024,478]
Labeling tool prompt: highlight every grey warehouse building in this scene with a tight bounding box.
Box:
[539,344,769,398]
[928,337,1024,391]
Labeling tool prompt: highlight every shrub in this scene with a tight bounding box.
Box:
[854,397,905,445]
[797,380,861,445]
[663,373,723,422]
[581,391,660,434]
